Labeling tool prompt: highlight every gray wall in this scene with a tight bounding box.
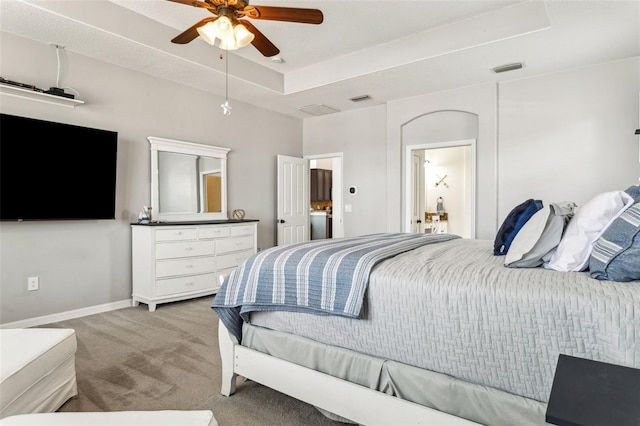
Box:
[305,58,639,240]
[0,33,302,324]
[304,105,388,237]
[498,59,640,214]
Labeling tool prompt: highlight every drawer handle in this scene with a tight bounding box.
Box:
[185,247,193,251]
[186,281,194,286]
[176,231,182,235]
[185,264,194,269]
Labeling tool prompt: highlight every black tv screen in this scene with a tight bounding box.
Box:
[0,113,118,221]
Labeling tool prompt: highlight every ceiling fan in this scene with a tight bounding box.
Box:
[167,0,323,57]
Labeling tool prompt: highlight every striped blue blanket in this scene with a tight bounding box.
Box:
[212,232,459,341]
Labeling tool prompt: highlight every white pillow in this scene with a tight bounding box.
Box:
[545,191,634,272]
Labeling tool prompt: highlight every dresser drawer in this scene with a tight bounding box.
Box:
[155,273,215,296]
[216,235,254,254]
[198,226,231,239]
[155,241,215,260]
[217,249,254,270]
[155,256,215,278]
[230,224,255,237]
[155,228,198,242]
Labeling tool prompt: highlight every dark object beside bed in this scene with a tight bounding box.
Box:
[546,354,640,426]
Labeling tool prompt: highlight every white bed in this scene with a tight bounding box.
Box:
[213,235,640,425]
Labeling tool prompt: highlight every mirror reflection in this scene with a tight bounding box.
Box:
[158,151,222,214]
[148,136,230,222]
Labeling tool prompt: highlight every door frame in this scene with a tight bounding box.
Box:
[410,151,424,233]
[403,139,476,237]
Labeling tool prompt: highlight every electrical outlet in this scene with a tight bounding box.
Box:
[27,276,39,291]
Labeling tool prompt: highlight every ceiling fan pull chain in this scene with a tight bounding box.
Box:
[225,49,228,100]
[220,49,232,115]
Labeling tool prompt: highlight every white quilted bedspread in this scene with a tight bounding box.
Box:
[249,238,640,402]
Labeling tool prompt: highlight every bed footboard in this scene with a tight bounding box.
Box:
[218,319,238,396]
[217,320,480,425]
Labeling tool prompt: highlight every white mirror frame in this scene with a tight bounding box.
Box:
[148,136,230,222]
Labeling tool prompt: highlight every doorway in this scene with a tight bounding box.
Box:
[306,153,344,240]
[404,140,476,238]
[276,153,344,246]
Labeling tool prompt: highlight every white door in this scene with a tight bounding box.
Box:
[277,155,309,246]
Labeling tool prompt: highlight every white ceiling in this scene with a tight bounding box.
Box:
[1,0,638,119]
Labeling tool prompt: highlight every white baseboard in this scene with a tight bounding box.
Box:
[0,299,133,329]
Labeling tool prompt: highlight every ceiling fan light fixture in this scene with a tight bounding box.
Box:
[219,38,239,50]
[196,22,217,45]
[234,24,255,48]
[170,1,322,57]
[214,16,234,39]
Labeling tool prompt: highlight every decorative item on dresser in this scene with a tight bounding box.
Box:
[232,209,245,220]
[131,221,257,312]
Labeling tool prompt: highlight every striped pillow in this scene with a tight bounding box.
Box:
[589,203,640,282]
[625,184,640,202]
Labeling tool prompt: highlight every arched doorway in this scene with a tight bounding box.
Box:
[401,110,478,238]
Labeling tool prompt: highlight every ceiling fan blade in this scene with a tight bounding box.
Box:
[242,6,323,24]
[166,0,216,11]
[240,20,280,57]
[171,17,217,44]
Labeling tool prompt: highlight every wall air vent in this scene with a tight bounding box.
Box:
[492,62,524,73]
[297,104,340,116]
[350,94,371,102]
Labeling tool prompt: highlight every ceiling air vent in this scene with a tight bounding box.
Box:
[297,104,340,116]
[492,62,524,73]
[350,94,371,102]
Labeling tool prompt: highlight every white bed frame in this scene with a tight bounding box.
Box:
[218,320,479,425]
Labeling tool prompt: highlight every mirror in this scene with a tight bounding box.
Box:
[148,136,230,222]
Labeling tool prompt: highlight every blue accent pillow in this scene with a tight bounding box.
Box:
[589,203,640,282]
[494,199,543,255]
[625,185,640,203]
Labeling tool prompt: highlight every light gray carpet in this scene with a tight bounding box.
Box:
[42,296,345,425]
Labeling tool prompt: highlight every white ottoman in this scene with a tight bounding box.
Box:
[0,410,218,426]
[0,329,77,419]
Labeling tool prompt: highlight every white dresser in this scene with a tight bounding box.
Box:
[131,221,257,311]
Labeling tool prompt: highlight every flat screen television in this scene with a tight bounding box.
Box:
[0,113,118,221]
